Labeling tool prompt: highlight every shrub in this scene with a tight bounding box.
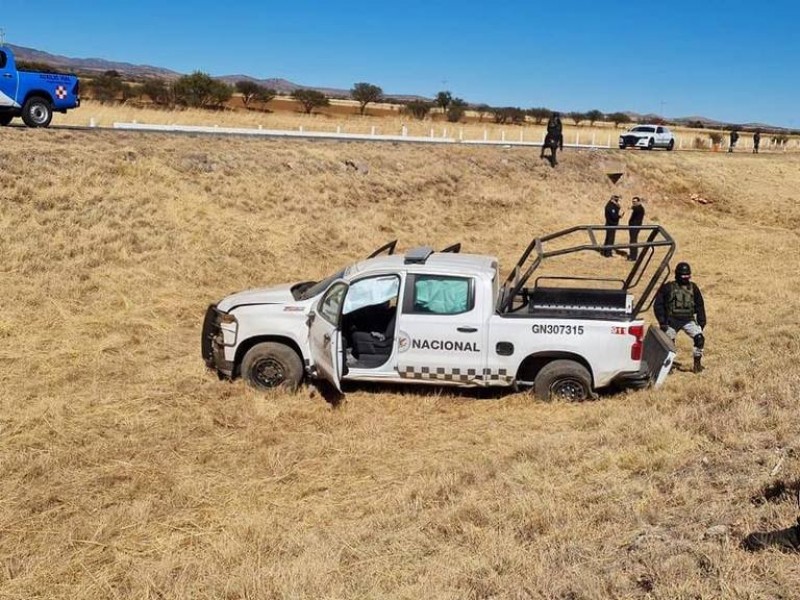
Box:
[405,100,432,120]
[291,89,329,114]
[446,98,467,123]
[693,136,707,149]
[526,107,551,125]
[585,109,604,126]
[708,132,723,145]
[607,112,631,128]
[173,72,232,108]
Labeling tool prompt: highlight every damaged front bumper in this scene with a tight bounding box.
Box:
[201,304,234,378]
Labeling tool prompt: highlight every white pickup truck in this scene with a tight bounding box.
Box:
[202,226,677,400]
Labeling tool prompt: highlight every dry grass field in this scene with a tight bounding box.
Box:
[60,100,799,152]
[1,126,800,599]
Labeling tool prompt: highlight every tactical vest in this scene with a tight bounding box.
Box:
[667,282,695,319]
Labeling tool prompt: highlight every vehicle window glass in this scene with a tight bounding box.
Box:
[318,282,348,325]
[656,127,664,133]
[299,268,346,300]
[411,275,472,315]
[0,52,6,69]
[343,275,399,315]
[632,126,655,133]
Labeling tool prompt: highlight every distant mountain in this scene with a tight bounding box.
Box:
[9,44,180,80]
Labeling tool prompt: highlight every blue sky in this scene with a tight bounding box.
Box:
[2,1,797,126]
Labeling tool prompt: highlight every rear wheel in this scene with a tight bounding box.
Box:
[241,342,303,391]
[534,360,592,401]
[667,139,675,151]
[0,114,13,126]
[647,137,655,150]
[21,96,53,128]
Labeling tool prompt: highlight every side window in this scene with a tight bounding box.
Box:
[318,282,347,325]
[343,275,399,315]
[656,127,664,134]
[0,52,6,70]
[406,275,473,315]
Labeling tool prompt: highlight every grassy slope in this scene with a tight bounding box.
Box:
[1,129,800,599]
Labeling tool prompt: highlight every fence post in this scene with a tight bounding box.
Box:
[576,132,580,146]
[520,129,524,142]
[501,130,505,142]
[607,133,611,147]
[299,125,303,133]
[592,132,596,147]
[484,129,488,141]
[371,126,376,136]
[443,127,447,138]
[402,125,407,137]
[430,127,434,138]
[459,128,463,141]
[89,117,96,128]
[337,125,341,134]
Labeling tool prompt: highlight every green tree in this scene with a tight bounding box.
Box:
[446,98,468,123]
[236,80,261,107]
[89,71,126,103]
[405,100,431,120]
[492,107,526,125]
[567,111,585,126]
[140,78,172,106]
[292,89,329,114]
[435,91,452,112]
[585,109,604,126]
[475,104,492,122]
[351,82,383,116]
[526,107,551,125]
[173,72,232,108]
[607,112,631,128]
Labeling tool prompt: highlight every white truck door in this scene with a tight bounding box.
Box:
[396,274,487,384]
[309,281,348,392]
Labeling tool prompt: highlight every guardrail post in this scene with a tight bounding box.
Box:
[443,127,447,138]
[607,133,611,147]
[501,130,505,142]
[592,132,596,146]
[459,128,463,141]
[576,132,580,146]
[402,125,407,137]
[484,129,488,141]
[371,126,376,135]
[89,117,96,128]
[430,128,434,138]
[337,125,341,134]
[520,130,524,142]
[299,125,303,133]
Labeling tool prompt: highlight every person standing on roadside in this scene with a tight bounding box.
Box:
[627,197,645,261]
[601,195,623,257]
[728,129,739,153]
[654,262,707,373]
[541,112,563,167]
[753,130,761,154]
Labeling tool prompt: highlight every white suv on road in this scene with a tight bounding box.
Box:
[619,125,675,151]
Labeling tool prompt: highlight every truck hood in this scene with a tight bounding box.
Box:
[216,283,298,312]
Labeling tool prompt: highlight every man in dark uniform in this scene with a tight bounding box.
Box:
[728,129,739,153]
[601,195,622,257]
[753,129,761,154]
[627,197,645,261]
[654,262,707,372]
[541,112,563,167]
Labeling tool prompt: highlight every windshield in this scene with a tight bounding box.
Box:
[631,126,656,133]
[293,269,346,300]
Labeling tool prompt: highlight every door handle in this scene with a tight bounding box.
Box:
[323,333,331,344]
[2,74,12,79]
[457,326,478,333]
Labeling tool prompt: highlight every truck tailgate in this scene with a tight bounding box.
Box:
[643,326,676,387]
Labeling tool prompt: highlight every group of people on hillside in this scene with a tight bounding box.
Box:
[601,194,707,374]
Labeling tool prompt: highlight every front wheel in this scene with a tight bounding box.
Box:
[21,97,53,128]
[534,360,592,401]
[647,137,654,150]
[241,342,303,391]
[0,114,13,126]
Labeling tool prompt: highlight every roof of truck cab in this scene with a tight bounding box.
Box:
[348,252,498,278]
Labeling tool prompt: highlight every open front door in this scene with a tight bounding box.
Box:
[309,281,348,392]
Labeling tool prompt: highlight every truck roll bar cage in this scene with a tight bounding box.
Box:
[498,225,675,317]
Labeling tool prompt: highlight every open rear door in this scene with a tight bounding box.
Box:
[643,326,676,387]
[308,282,348,392]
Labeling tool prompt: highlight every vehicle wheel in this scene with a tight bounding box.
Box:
[667,139,675,151]
[534,360,592,401]
[241,342,303,391]
[21,96,53,128]
[0,114,13,126]
[647,137,655,150]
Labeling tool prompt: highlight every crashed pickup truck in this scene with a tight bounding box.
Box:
[202,226,677,400]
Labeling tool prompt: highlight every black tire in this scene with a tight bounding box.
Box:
[21,96,53,128]
[667,139,675,151]
[647,137,654,150]
[0,114,13,126]
[241,342,303,391]
[534,359,592,401]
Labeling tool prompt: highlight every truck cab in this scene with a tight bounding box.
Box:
[203,226,677,400]
[0,46,80,128]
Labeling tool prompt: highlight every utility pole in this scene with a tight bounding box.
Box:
[659,100,667,119]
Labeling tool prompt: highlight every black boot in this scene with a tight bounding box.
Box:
[742,519,800,552]
[693,356,704,373]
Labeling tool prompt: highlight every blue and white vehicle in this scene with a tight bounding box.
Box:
[202,227,678,401]
[0,46,80,127]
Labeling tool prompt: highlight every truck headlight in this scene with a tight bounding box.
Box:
[218,312,238,345]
